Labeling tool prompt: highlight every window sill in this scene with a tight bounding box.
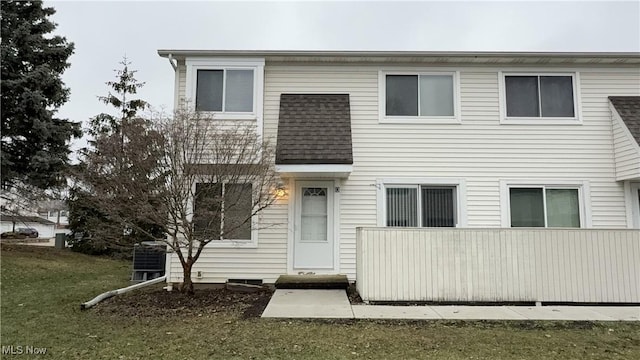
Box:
[379,116,461,125]
[206,240,258,249]
[500,117,582,125]
[197,112,258,121]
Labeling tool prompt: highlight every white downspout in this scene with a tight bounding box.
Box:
[80,275,167,310]
[167,54,180,109]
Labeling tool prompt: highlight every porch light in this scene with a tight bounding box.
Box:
[274,182,287,199]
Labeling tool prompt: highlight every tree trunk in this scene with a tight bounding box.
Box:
[180,261,194,294]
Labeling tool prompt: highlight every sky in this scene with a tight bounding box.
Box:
[47,0,640,152]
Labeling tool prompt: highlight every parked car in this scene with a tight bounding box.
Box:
[0,231,26,239]
[17,227,38,238]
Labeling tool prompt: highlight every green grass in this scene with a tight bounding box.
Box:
[2,244,640,359]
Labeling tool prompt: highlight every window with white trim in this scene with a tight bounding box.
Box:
[386,185,457,227]
[509,186,580,227]
[502,73,578,120]
[193,183,253,240]
[195,69,254,112]
[381,71,458,121]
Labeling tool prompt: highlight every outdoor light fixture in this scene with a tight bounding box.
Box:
[274,181,287,198]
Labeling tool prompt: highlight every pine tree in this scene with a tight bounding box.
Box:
[68,58,164,255]
[1,1,80,191]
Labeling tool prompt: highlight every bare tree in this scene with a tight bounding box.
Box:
[78,107,281,293]
[0,184,48,231]
[160,109,281,293]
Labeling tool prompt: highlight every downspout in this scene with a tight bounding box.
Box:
[167,53,177,71]
[163,53,177,290]
[167,53,180,109]
[80,275,166,310]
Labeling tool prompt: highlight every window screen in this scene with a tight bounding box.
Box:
[193,183,223,238]
[505,76,539,117]
[540,76,574,117]
[196,70,223,111]
[386,75,418,116]
[223,183,253,239]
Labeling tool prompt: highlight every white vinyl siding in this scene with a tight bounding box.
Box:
[172,60,640,283]
[168,199,288,284]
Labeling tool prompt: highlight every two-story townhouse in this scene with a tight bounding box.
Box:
[158,50,640,303]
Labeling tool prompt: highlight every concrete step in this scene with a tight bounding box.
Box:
[275,274,349,289]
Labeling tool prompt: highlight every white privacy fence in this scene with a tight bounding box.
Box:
[356,227,640,303]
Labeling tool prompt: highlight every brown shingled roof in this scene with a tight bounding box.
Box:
[610,96,640,145]
[276,94,353,165]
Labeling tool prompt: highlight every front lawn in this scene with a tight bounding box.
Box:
[1,244,639,359]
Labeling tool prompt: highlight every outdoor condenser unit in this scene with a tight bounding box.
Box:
[131,241,166,282]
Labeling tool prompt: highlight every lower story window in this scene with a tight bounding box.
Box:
[509,187,580,227]
[193,183,253,240]
[386,185,456,227]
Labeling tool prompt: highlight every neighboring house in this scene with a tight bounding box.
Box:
[0,214,55,239]
[37,200,70,234]
[158,50,640,303]
[37,200,71,234]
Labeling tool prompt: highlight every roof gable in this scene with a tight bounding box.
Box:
[276,94,353,165]
[610,96,640,145]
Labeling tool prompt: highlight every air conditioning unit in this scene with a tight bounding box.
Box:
[131,241,166,282]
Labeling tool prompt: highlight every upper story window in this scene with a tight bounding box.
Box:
[196,69,254,112]
[500,72,580,124]
[185,58,265,120]
[379,71,460,124]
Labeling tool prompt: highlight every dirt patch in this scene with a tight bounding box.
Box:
[347,283,363,304]
[92,286,274,319]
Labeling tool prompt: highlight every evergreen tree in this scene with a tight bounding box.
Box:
[68,58,164,255]
[1,0,80,191]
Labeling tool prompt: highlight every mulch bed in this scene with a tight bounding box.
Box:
[92,286,274,319]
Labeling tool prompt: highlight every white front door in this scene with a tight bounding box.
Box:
[294,181,334,270]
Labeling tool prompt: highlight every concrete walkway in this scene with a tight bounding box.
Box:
[262,289,640,321]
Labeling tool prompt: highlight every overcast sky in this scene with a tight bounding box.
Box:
[48,0,640,152]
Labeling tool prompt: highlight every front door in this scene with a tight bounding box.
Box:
[294,181,334,270]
